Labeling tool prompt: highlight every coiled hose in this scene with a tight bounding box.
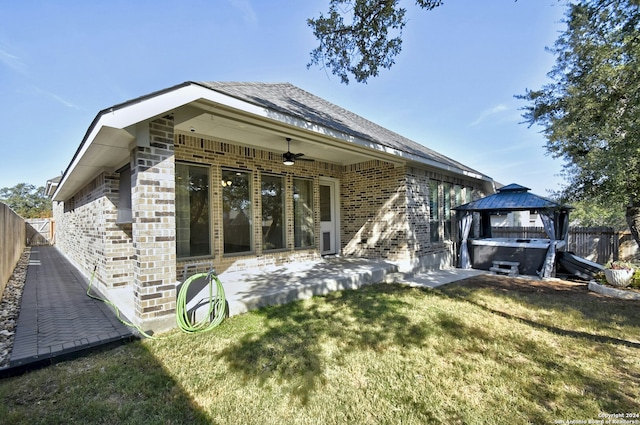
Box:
[87,267,226,338]
[176,270,227,334]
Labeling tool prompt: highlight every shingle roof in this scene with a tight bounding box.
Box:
[454,183,568,212]
[197,82,487,177]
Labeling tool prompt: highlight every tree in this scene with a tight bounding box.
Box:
[519,0,640,248]
[569,201,628,230]
[0,183,52,218]
[307,0,443,84]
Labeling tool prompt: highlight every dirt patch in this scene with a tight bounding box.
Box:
[448,274,589,294]
[447,273,640,299]
[440,274,640,314]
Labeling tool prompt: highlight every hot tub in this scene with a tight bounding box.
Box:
[469,238,565,276]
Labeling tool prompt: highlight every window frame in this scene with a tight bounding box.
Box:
[429,181,440,243]
[116,163,132,224]
[221,168,254,256]
[293,177,315,249]
[260,173,287,251]
[443,182,452,241]
[175,161,212,259]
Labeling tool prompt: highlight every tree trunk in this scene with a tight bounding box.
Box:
[626,206,640,250]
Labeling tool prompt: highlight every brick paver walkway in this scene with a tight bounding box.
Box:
[7,246,134,371]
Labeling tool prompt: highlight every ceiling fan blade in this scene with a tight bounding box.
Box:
[283,137,314,164]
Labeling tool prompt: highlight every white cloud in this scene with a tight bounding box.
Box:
[0,47,27,74]
[469,104,508,127]
[48,92,80,109]
[228,0,258,24]
[30,85,81,110]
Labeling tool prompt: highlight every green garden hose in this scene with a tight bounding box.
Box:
[176,271,227,334]
[87,266,226,339]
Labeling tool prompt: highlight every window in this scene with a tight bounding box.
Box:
[222,169,252,254]
[429,181,440,243]
[293,178,314,248]
[176,163,210,258]
[116,164,132,224]
[320,185,332,222]
[443,183,452,240]
[261,174,285,250]
[454,185,463,207]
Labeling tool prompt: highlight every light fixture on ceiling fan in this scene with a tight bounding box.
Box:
[283,137,313,166]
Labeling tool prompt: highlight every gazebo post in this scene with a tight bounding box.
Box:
[480,211,492,238]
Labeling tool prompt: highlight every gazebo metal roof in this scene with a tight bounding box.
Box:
[454,183,569,213]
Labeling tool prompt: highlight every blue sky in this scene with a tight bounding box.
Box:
[0,0,566,196]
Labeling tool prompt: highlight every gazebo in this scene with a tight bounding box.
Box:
[453,184,571,277]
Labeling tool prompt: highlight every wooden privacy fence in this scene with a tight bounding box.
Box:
[1,202,26,299]
[1,208,53,300]
[491,226,639,264]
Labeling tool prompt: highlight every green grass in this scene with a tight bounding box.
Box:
[1,275,639,424]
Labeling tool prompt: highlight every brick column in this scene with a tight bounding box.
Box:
[131,116,177,333]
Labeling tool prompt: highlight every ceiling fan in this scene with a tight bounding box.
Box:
[283,138,313,165]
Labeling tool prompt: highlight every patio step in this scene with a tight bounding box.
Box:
[221,258,399,317]
[490,260,520,277]
[383,271,414,284]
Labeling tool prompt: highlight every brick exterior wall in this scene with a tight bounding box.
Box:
[341,161,408,258]
[340,162,483,271]
[54,117,178,332]
[174,137,484,273]
[104,174,134,288]
[53,172,133,287]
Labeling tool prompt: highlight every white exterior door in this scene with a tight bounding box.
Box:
[319,180,338,255]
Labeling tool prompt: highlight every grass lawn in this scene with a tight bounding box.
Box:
[0,275,639,424]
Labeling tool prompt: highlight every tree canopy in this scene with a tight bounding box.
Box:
[569,200,628,230]
[0,183,52,219]
[519,0,640,244]
[307,0,443,84]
